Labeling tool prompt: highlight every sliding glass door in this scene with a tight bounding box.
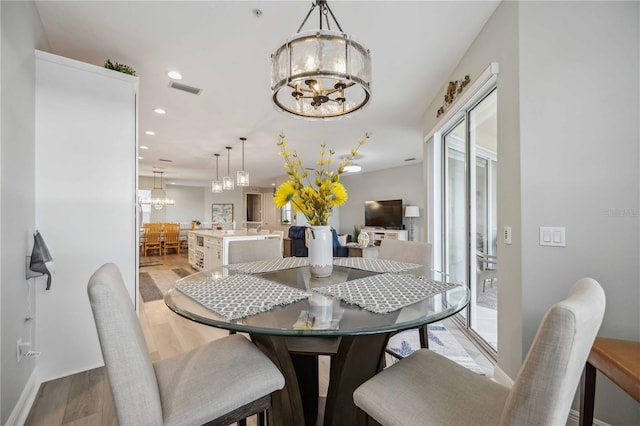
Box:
[441,88,497,352]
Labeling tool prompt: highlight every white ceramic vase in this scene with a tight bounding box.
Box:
[307,225,333,278]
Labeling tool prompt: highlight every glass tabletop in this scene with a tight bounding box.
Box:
[164,264,470,337]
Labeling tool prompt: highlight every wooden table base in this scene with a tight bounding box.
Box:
[252,333,389,426]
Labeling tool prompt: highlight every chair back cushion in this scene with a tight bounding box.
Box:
[87,263,164,425]
[378,239,432,267]
[228,239,283,264]
[499,278,605,425]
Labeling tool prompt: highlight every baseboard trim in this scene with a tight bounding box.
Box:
[6,367,41,426]
[567,409,610,426]
[491,364,514,387]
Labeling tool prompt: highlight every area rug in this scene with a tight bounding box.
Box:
[386,323,484,374]
[139,272,164,302]
[172,268,193,278]
[140,260,163,267]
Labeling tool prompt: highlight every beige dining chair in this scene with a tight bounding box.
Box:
[228,239,283,264]
[378,239,431,266]
[354,278,606,426]
[87,263,285,425]
[268,230,285,256]
[378,239,433,354]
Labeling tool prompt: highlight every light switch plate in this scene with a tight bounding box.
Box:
[503,226,512,245]
[539,226,565,247]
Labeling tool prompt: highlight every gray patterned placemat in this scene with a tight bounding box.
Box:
[313,273,456,314]
[224,257,309,274]
[333,257,422,273]
[177,274,310,320]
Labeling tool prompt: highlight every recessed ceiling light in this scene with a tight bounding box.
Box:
[271,183,276,186]
[154,108,166,115]
[138,156,144,160]
[145,130,155,135]
[167,71,183,80]
[140,145,149,150]
[170,181,176,185]
[344,164,362,173]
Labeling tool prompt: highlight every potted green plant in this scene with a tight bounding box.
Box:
[353,226,361,243]
[191,220,201,230]
[104,59,136,76]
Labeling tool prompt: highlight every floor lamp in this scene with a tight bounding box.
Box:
[405,206,420,241]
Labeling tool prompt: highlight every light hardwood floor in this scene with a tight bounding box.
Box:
[25,252,493,425]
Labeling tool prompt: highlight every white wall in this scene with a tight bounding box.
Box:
[35,52,138,382]
[139,176,205,225]
[339,163,424,240]
[423,2,639,424]
[518,3,639,423]
[0,2,50,422]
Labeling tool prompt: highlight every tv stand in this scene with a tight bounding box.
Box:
[361,228,408,246]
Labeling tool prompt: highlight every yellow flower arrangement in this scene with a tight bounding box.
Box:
[274,133,369,226]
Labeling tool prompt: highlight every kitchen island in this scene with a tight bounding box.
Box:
[187,229,279,271]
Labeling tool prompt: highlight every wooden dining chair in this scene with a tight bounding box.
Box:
[143,224,162,256]
[162,223,181,255]
[354,278,606,426]
[87,263,285,425]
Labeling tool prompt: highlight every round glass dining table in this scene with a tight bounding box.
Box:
[165,263,469,426]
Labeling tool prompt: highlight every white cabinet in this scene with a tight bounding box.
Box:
[204,237,223,270]
[35,51,138,381]
[361,228,408,246]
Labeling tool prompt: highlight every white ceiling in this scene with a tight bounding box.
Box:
[35,0,500,187]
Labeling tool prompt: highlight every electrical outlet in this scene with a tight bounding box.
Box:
[17,339,35,363]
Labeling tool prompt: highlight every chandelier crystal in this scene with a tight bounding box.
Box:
[271,0,372,120]
[140,171,175,210]
[223,146,234,191]
[236,137,249,187]
[211,153,222,193]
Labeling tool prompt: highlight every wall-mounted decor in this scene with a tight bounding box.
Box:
[436,75,470,118]
[212,203,233,226]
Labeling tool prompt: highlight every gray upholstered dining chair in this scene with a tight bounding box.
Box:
[228,238,283,264]
[378,239,431,266]
[353,277,606,426]
[378,239,433,354]
[87,263,285,425]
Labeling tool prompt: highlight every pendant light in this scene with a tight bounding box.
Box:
[236,137,249,187]
[211,153,222,193]
[140,171,175,210]
[271,0,372,120]
[223,146,234,191]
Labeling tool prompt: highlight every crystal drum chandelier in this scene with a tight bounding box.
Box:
[271,0,372,120]
[140,171,175,210]
[236,137,249,187]
[212,153,222,193]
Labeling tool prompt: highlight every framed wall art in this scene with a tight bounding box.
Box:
[212,203,233,226]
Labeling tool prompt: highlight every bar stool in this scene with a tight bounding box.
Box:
[580,337,640,425]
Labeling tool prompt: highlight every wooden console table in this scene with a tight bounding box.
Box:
[580,337,640,425]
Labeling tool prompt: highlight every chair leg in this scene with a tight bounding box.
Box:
[418,325,429,349]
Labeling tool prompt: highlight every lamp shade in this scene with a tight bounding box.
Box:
[405,206,420,218]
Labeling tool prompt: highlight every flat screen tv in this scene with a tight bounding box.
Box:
[364,199,403,229]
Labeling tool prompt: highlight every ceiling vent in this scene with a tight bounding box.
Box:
[168,81,202,95]
[159,158,173,162]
